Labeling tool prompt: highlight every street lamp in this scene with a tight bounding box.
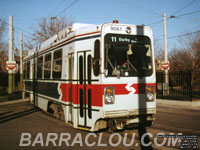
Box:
[170,15,176,19]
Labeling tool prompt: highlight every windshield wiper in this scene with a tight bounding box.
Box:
[127,60,138,74]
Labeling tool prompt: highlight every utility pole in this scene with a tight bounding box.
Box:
[8,15,15,94]
[20,32,23,92]
[163,13,169,95]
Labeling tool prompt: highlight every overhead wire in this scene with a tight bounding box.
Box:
[0,17,34,41]
[1,0,80,50]
[171,0,197,15]
[146,19,163,26]
[146,0,198,27]
[0,18,33,37]
[117,0,162,16]
[175,17,200,21]
[0,18,23,52]
[176,10,200,18]
[1,1,199,47]
[147,10,200,28]
[151,2,200,42]
[46,0,67,18]
[55,0,79,17]
[154,30,200,41]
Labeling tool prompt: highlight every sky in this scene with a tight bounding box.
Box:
[0,0,200,52]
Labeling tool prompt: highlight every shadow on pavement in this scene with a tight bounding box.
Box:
[0,107,39,124]
[0,111,13,116]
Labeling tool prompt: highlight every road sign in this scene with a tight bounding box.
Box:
[6,61,16,71]
[161,61,169,70]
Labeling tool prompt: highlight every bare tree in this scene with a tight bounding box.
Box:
[0,21,7,51]
[0,21,6,40]
[154,38,164,71]
[169,29,200,89]
[154,38,163,60]
[180,30,200,88]
[169,49,189,71]
[0,21,7,56]
[24,39,35,50]
[33,18,72,43]
[0,21,8,72]
[25,17,73,49]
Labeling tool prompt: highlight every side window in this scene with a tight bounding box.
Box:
[68,56,72,79]
[37,56,43,78]
[27,61,30,79]
[53,49,62,79]
[68,54,74,80]
[79,56,83,84]
[93,40,100,76]
[44,53,51,79]
[88,55,92,84]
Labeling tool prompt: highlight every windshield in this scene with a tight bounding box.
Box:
[104,34,153,77]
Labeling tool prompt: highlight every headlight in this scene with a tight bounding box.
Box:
[104,87,115,104]
[146,86,155,101]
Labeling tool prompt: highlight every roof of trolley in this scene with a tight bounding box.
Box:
[25,23,99,57]
[24,22,152,60]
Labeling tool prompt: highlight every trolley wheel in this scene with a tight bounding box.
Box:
[48,103,65,120]
[47,102,54,114]
[109,120,124,132]
[50,103,60,118]
[59,106,65,121]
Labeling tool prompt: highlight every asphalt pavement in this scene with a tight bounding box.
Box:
[0,98,199,150]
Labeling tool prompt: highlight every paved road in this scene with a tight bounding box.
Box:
[0,101,199,150]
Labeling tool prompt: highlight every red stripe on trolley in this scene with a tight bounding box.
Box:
[59,83,156,107]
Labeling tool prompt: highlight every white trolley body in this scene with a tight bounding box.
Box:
[23,21,156,131]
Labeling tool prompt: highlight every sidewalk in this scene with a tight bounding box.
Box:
[0,97,199,109]
[157,98,200,109]
[0,98,29,106]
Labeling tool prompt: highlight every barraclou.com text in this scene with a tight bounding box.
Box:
[19,132,183,147]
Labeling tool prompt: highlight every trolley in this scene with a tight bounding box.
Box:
[23,20,156,131]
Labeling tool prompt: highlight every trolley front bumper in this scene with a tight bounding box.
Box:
[103,108,156,118]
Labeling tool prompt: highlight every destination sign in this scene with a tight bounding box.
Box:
[105,34,150,44]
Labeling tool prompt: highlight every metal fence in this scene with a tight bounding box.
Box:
[156,71,192,101]
[0,71,21,96]
[0,71,194,101]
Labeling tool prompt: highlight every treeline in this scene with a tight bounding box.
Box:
[155,30,200,90]
[0,17,72,71]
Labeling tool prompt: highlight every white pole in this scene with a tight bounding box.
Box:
[163,13,169,94]
[8,15,14,94]
[20,32,23,95]
[8,16,13,63]
[20,32,23,75]
[163,13,168,65]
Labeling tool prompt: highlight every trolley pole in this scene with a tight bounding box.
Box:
[163,13,169,95]
[8,16,14,94]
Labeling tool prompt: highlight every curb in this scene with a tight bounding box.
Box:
[0,98,29,106]
[0,98,199,109]
[157,99,200,108]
